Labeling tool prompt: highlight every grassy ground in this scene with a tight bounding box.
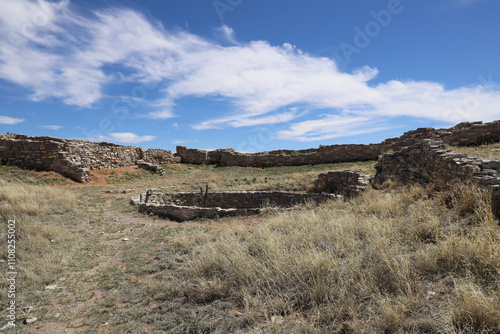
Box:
[0,161,499,333]
[95,160,376,193]
[449,142,500,161]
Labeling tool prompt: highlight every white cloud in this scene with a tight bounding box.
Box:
[215,25,238,44]
[39,124,63,130]
[276,115,391,142]
[0,116,25,124]
[1,0,500,141]
[94,132,156,144]
[194,108,307,130]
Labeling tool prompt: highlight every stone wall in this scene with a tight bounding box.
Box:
[175,146,236,164]
[373,139,484,184]
[314,171,372,197]
[131,191,339,221]
[0,133,179,182]
[176,120,500,168]
[373,139,500,215]
[4,119,500,181]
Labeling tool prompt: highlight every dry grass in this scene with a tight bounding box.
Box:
[151,183,499,332]
[0,178,92,325]
[0,179,76,215]
[449,142,500,161]
[451,281,500,332]
[1,164,499,333]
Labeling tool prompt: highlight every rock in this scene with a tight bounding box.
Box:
[24,317,37,324]
[122,238,130,242]
[271,315,284,325]
[230,310,243,316]
[45,284,57,290]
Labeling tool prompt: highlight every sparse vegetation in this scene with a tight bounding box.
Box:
[0,176,95,328]
[0,153,499,333]
[449,142,500,161]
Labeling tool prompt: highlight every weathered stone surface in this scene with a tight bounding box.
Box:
[176,120,500,168]
[131,191,340,221]
[374,139,500,217]
[4,119,500,181]
[136,160,165,175]
[0,133,179,182]
[314,171,372,197]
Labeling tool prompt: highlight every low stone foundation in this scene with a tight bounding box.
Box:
[314,171,372,197]
[131,191,340,221]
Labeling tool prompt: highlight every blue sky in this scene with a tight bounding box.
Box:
[1,0,500,152]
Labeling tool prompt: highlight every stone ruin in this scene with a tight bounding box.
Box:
[132,140,500,222]
[175,120,500,167]
[374,139,500,215]
[130,189,340,221]
[0,133,178,182]
[2,120,498,220]
[314,171,372,197]
[3,120,500,183]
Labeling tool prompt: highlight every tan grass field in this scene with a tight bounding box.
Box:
[0,155,499,333]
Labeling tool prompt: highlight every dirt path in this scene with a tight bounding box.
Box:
[28,192,262,333]
[29,196,195,333]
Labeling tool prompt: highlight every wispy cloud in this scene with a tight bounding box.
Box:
[454,0,487,7]
[93,132,156,144]
[276,115,391,142]
[1,0,500,142]
[0,115,25,124]
[39,124,63,130]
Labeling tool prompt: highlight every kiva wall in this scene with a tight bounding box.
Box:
[131,191,339,221]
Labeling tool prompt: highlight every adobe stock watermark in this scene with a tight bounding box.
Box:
[213,0,243,22]
[334,0,413,67]
[3,219,17,329]
[20,1,53,40]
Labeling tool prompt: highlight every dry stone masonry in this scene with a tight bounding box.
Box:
[3,120,500,182]
[0,133,179,182]
[373,139,500,216]
[314,171,372,197]
[176,120,500,168]
[131,191,340,221]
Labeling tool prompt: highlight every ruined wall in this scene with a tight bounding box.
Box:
[175,146,236,164]
[4,119,500,181]
[176,120,500,168]
[131,191,339,221]
[314,171,372,197]
[0,133,179,182]
[373,139,500,215]
[373,139,484,184]
[157,191,338,209]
